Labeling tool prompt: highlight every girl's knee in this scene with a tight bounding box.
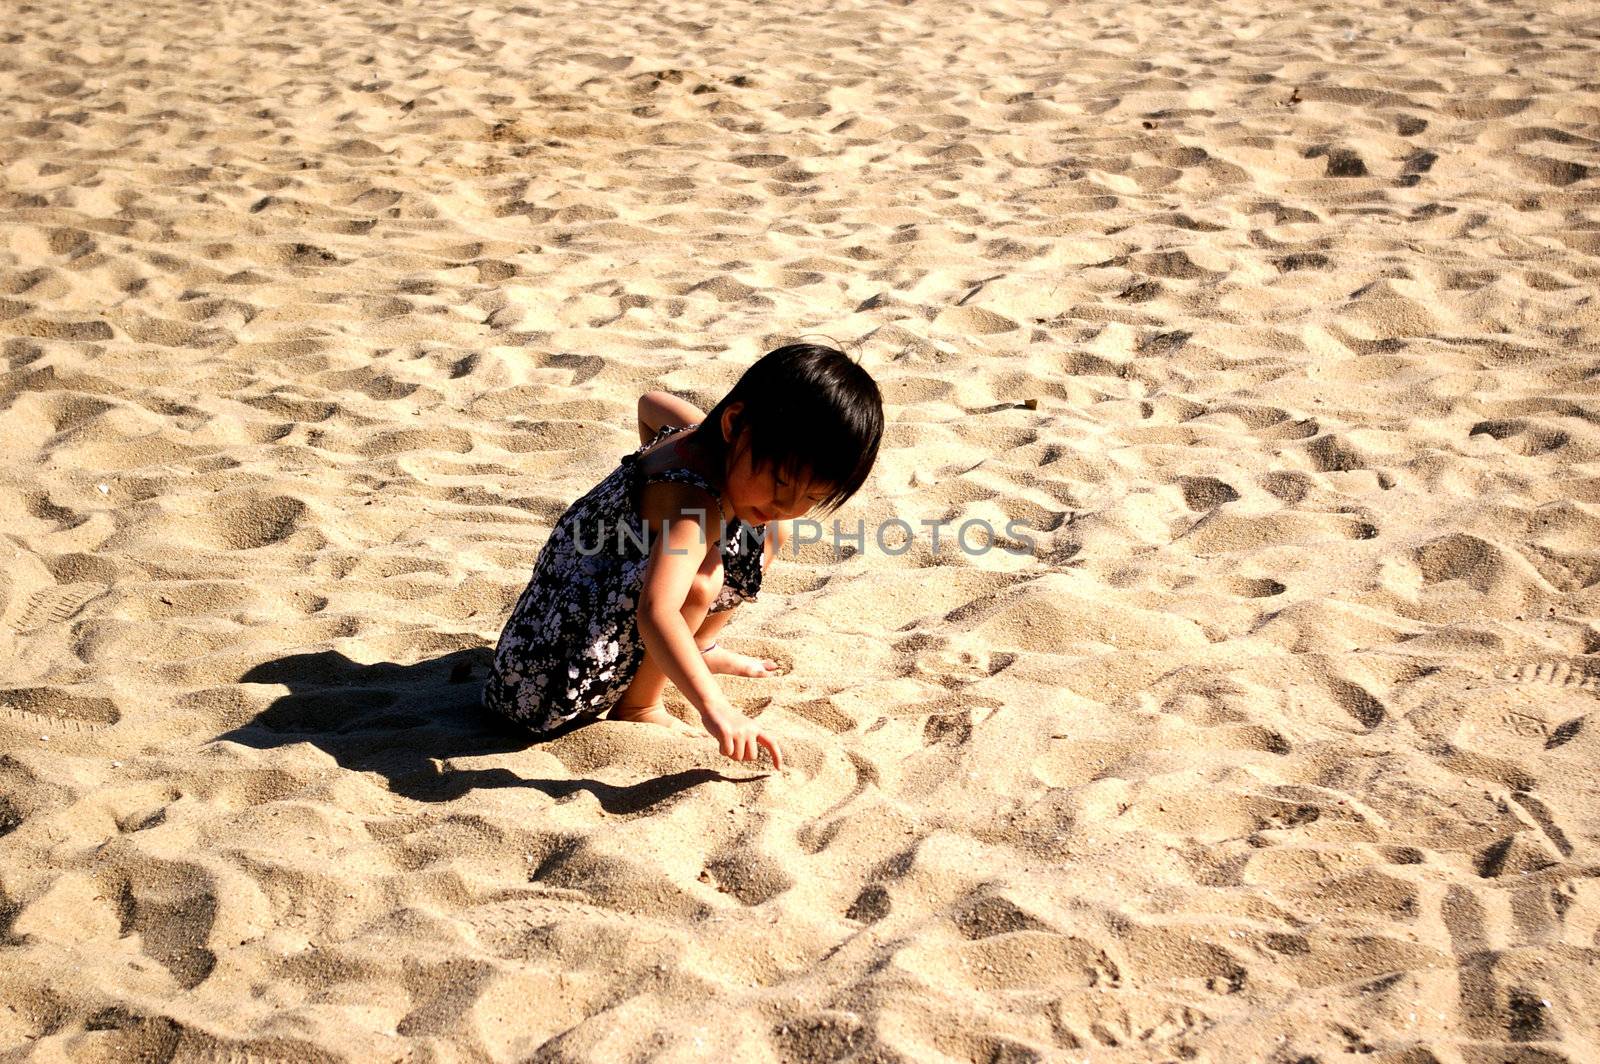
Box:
[685,567,725,612]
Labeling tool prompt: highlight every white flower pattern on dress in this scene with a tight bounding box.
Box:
[481,425,765,733]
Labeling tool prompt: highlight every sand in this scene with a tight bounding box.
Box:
[2,0,1599,1058]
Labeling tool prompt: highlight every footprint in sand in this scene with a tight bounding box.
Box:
[0,687,121,731]
[1396,661,1596,814]
[0,544,107,634]
[5,581,106,633]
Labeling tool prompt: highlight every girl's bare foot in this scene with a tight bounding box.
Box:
[611,701,700,736]
[702,645,785,677]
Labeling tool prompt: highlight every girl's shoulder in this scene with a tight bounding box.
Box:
[632,422,724,514]
[634,423,717,485]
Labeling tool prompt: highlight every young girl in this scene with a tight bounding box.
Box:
[481,343,884,772]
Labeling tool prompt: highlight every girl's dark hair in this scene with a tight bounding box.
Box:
[700,343,883,514]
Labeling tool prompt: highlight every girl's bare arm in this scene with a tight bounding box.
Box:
[636,480,784,769]
[636,482,727,718]
[637,391,707,444]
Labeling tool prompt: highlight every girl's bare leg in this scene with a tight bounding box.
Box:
[701,518,786,676]
[610,563,720,730]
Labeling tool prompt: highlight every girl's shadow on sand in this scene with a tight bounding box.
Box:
[218,647,738,813]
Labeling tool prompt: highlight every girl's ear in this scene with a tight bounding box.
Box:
[719,402,745,445]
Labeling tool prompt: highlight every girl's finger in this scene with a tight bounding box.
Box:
[758,734,783,772]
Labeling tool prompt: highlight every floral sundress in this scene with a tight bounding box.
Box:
[481,424,766,734]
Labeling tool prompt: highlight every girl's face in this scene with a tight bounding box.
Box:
[718,406,830,526]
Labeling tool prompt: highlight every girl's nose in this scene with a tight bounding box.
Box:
[777,478,816,516]
[777,488,812,518]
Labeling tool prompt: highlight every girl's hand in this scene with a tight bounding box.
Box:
[700,706,784,771]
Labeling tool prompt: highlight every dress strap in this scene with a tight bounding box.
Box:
[643,423,683,450]
[646,466,721,498]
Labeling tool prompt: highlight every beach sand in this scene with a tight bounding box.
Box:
[2,0,1598,1058]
